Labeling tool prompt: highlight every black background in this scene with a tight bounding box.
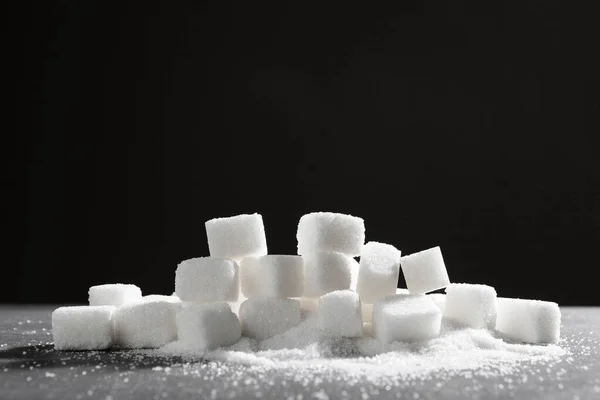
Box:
[10,2,599,305]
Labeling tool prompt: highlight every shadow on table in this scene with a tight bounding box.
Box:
[0,345,192,371]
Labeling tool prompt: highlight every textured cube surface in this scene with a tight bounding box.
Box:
[444,283,497,329]
[239,297,301,340]
[114,300,177,348]
[303,252,355,297]
[142,294,181,304]
[495,297,561,344]
[175,257,239,302]
[428,293,446,313]
[296,212,365,257]
[400,247,450,295]
[318,290,363,338]
[52,306,115,350]
[356,242,402,303]
[294,297,319,314]
[205,213,267,262]
[88,284,142,307]
[362,290,409,322]
[240,255,303,298]
[176,302,241,350]
[372,294,442,344]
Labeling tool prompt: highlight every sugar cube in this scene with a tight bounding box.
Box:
[444,283,497,329]
[240,255,303,298]
[318,290,363,338]
[303,251,356,297]
[356,242,402,303]
[52,306,115,350]
[239,297,301,340]
[428,293,446,313]
[175,257,239,302]
[113,299,177,348]
[296,212,365,257]
[400,247,450,294]
[361,290,409,323]
[205,213,268,262]
[495,297,561,344]
[372,294,442,344]
[88,284,142,306]
[176,302,241,350]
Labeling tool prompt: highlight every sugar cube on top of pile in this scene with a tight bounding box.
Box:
[205,213,268,262]
[297,212,365,257]
[89,284,142,306]
[400,246,450,294]
[357,242,402,304]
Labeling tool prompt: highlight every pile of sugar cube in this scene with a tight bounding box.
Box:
[52,212,561,352]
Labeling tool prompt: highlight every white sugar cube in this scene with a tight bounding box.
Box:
[495,297,561,344]
[240,255,303,298]
[400,247,450,294]
[303,252,356,297]
[88,284,142,307]
[52,306,115,350]
[239,297,301,340]
[175,257,239,302]
[296,212,365,257]
[444,283,497,329]
[362,289,409,323]
[176,302,241,350]
[114,299,177,348]
[318,290,363,338]
[372,294,442,344]
[205,213,268,262]
[428,293,446,313]
[356,242,402,303]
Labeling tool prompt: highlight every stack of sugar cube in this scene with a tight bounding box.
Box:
[52,211,562,352]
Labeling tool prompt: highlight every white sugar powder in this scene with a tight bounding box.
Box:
[157,313,566,384]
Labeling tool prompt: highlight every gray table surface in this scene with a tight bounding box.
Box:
[0,306,599,400]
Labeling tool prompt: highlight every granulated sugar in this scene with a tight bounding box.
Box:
[157,313,567,388]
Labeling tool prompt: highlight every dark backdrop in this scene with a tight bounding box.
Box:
[10,2,599,305]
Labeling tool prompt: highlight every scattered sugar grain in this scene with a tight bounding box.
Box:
[154,315,568,394]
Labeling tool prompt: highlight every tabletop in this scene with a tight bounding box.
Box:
[1,306,599,400]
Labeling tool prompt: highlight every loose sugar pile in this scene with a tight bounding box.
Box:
[49,212,567,385]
